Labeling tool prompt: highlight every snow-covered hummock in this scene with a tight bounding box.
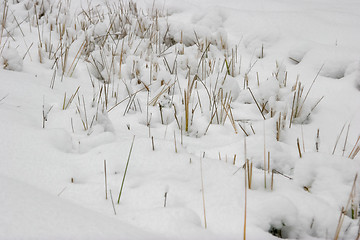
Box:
[0,0,360,239]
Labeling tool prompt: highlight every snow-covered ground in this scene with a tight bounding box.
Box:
[0,0,360,239]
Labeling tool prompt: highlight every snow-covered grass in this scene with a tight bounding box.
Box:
[0,0,360,239]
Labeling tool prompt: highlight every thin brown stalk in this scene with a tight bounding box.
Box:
[71,118,74,133]
[64,86,80,110]
[332,123,347,155]
[0,94,8,103]
[243,137,247,240]
[334,174,358,240]
[109,189,117,215]
[22,42,34,60]
[350,146,360,160]
[272,169,293,180]
[248,87,265,120]
[173,131,177,153]
[200,154,207,229]
[348,136,360,158]
[316,129,320,152]
[263,122,267,188]
[67,41,86,77]
[82,95,89,130]
[342,124,351,156]
[297,138,302,158]
[301,125,306,153]
[117,136,136,204]
[237,122,249,136]
[298,64,324,114]
[0,0,9,47]
[104,160,108,200]
[268,151,270,174]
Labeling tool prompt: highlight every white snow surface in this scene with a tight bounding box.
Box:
[0,0,360,239]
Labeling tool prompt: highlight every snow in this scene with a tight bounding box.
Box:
[0,0,360,239]
[0,175,159,240]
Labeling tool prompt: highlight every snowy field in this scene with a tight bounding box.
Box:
[0,0,360,239]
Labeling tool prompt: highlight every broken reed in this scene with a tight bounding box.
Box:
[245,159,253,189]
[151,136,155,151]
[297,138,302,158]
[42,98,53,128]
[244,137,253,190]
[316,129,320,152]
[164,191,168,207]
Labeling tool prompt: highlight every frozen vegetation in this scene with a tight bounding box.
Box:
[0,0,360,239]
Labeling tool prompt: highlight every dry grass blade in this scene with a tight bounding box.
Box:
[104,160,108,200]
[349,136,360,159]
[297,138,302,158]
[332,123,347,155]
[298,64,324,114]
[117,135,136,204]
[63,86,80,110]
[333,174,358,240]
[0,0,9,47]
[237,122,249,136]
[0,94,8,103]
[108,85,150,113]
[248,87,265,120]
[272,169,293,180]
[22,42,34,60]
[184,75,197,132]
[342,124,351,156]
[67,40,86,77]
[200,153,207,229]
[110,189,117,215]
[243,136,248,240]
[149,82,175,106]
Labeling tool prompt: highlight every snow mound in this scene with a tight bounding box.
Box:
[1,47,23,72]
[300,46,359,79]
[288,43,312,64]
